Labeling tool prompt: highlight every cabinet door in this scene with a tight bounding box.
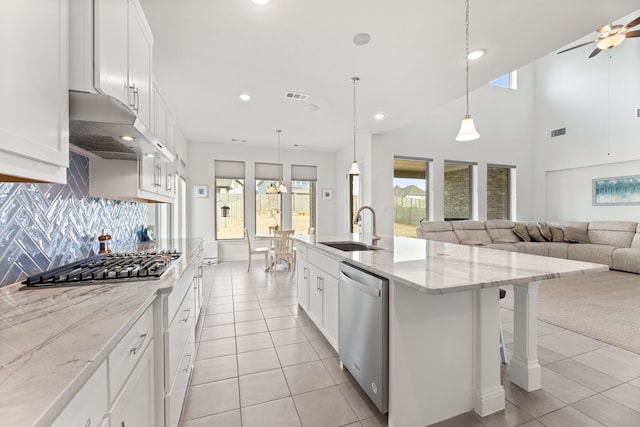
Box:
[110,342,155,427]
[128,0,153,127]
[308,265,323,327]
[139,157,159,193]
[94,0,129,106]
[321,273,339,348]
[158,161,175,197]
[51,362,108,427]
[296,258,309,311]
[0,0,69,183]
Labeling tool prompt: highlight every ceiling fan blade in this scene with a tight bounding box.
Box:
[625,16,640,29]
[557,40,595,54]
[588,47,602,58]
[625,29,640,38]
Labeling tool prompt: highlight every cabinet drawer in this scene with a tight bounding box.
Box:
[51,361,108,427]
[294,243,308,260]
[166,284,195,385]
[308,249,339,279]
[108,304,154,402]
[165,340,195,427]
[167,265,195,323]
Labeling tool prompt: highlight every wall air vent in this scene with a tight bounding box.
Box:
[284,91,309,101]
[551,127,566,137]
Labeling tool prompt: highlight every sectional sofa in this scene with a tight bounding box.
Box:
[416,219,640,274]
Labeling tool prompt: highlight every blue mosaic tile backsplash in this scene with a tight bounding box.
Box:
[0,152,148,287]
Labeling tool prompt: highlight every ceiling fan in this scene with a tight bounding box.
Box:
[557,15,640,58]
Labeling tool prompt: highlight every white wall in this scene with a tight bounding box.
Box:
[533,8,640,220]
[365,63,538,234]
[187,140,337,260]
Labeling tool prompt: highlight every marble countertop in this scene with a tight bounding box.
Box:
[0,238,204,427]
[294,234,609,294]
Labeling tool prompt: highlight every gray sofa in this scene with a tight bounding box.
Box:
[416,219,640,274]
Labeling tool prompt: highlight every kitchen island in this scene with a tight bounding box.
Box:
[0,238,204,427]
[293,234,609,427]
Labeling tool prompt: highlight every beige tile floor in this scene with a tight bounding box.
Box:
[180,262,640,427]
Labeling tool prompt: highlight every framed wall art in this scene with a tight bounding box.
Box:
[322,188,333,200]
[194,184,209,198]
[592,175,640,206]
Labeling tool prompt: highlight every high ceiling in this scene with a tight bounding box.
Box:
[139,0,639,152]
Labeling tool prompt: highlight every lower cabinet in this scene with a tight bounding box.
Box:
[296,255,309,311]
[110,340,155,427]
[50,361,108,427]
[302,247,339,350]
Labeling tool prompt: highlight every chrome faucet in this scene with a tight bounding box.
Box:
[353,205,382,245]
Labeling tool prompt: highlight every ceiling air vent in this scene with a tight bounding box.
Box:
[551,127,566,138]
[284,91,309,101]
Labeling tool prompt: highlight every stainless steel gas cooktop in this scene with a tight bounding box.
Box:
[22,251,181,287]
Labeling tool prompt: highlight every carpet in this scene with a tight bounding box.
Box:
[500,270,640,354]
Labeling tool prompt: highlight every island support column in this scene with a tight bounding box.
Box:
[509,281,541,391]
[472,287,506,416]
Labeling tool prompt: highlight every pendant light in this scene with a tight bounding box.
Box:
[349,77,361,175]
[456,0,480,142]
[269,129,287,193]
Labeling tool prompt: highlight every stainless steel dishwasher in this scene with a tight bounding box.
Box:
[339,262,389,414]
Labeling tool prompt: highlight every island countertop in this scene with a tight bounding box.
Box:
[294,234,609,294]
[0,238,203,427]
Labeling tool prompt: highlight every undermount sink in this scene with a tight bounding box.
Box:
[319,241,382,252]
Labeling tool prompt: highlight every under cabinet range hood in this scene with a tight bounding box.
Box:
[69,91,174,163]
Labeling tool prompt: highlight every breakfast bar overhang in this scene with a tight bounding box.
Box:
[294,235,609,427]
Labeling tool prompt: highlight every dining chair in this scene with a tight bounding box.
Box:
[244,228,269,272]
[269,229,295,271]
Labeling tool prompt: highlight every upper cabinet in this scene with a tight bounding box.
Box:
[0,0,69,184]
[85,0,153,128]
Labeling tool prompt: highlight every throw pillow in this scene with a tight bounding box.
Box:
[550,226,564,242]
[537,222,552,241]
[562,226,590,243]
[512,223,531,242]
[527,224,546,242]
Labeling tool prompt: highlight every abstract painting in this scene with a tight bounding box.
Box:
[592,175,640,206]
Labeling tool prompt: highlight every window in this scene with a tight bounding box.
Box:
[490,70,517,90]
[215,160,245,240]
[444,161,475,221]
[393,157,429,237]
[350,174,359,232]
[255,162,282,234]
[291,165,317,234]
[487,164,514,220]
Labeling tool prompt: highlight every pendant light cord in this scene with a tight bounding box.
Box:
[352,77,359,161]
[464,0,470,116]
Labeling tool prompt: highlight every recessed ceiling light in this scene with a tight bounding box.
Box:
[374,113,386,121]
[239,93,251,101]
[252,0,270,5]
[353,33,371,46]
[467,49,486,60]
[120,135,135,141]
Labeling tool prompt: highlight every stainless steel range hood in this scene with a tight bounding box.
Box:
[69,90,174,163]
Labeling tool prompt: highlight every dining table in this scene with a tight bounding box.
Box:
[255,231,294,271]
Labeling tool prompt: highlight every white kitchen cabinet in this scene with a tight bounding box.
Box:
[306,248,340,349]
[50,362,108,427]
[152,83,176,155]
[90,157,174,203]
[0,0,69,184]
[296,254,310,311]
[94,0,153,127]
[109,341,155,427]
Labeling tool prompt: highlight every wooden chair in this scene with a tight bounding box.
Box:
[269,229,295,271]
[244,228,269,272]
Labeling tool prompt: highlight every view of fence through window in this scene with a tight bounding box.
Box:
[393,158,428,237]
[215,178,245,240]
[291,181,315,234]
[255,181,282,235]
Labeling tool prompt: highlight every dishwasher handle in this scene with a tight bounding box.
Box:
[339,271,381,298]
